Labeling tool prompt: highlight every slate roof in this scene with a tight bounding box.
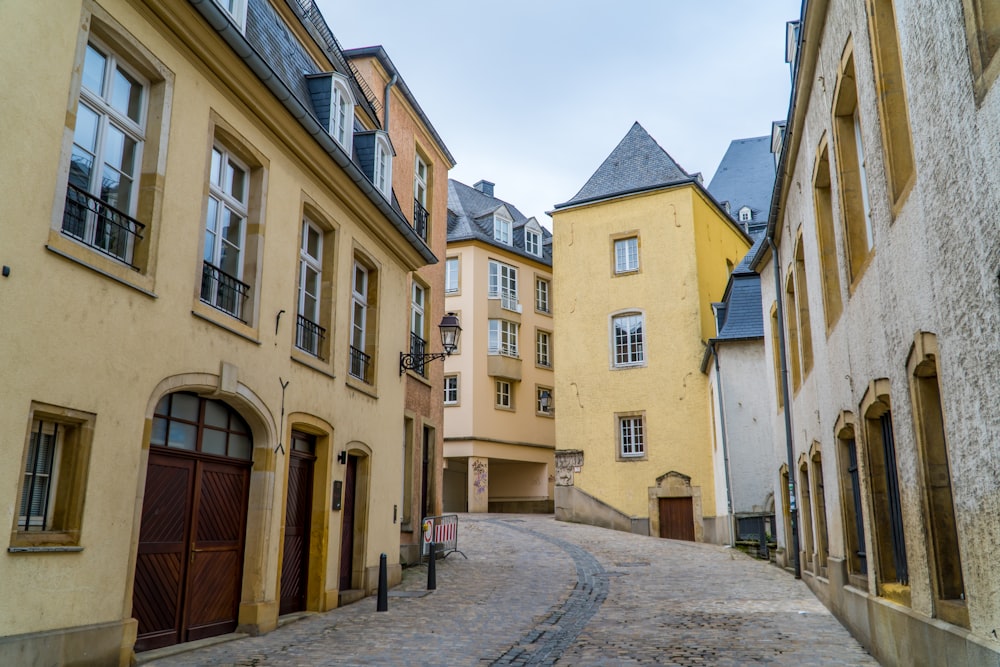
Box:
[448,180,552,266]
[707,136,776,231]
[555,122,694,208]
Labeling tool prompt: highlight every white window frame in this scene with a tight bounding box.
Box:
[351,261,369,356]
[535,278,550,313]
[536,330,551,367]
[612,313,645,367]
[495,380,513,409]
[296,218,323,356]
[414,154,428,207]
[488,319,519,357]
[374,132,393,198]
[444,375,459,405]
[445,257,460,293]
[215,0,248,31]
[614,237,639,273]
[525,229,541,256]
[493,212,512,245]
[330,73,354,153]
[619,415,646,458]
[411,282,425,339]
[488,260,518,311]
[739,207,752,222]
[202,143,250,319]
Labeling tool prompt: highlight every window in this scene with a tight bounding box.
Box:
[738,206,752,222]
[619,415,645,458]
[536,330,551,367]
[409,282,427,376]
[63,39,147,267]
[495,380,513,409]
[614,237,639,274]
[866,0,914,212]
[784,271,801,391]
[833,47,874,284]
[150,392,252,459]
[374,133,392,198]
[215,0,248,30]
[536,387,553,416]
[201,143,252,321]
[488,319,519,357]
[445,257,460,293]
[810,445,830,574]
[813,141,843,329]
[963,0,1000,99]
[612,313,644,367]
[770,303,783,410]
[444,375,459,405]
[413,154,429,241]
[330,74,354,152]
[835,412,868,580]
[488,260,518,311]
[349,259,377,383]
[13,403,96,547]
[296,219,325,358]
[493,212,512,245]
[535,278,550,313]
[793,233,814,377]
[526,229,541,256]
[798,459,814,570]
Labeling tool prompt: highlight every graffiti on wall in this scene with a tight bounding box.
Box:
[472,459,488,496]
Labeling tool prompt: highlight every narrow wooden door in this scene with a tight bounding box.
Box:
[280,441,315,615]
[658,497,695,541]
[339,455,358,591]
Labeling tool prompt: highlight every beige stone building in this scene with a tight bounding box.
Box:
[442,179,555,513]
[344,46,456,564]
[0,0,440,663]
[757,1,1000,663]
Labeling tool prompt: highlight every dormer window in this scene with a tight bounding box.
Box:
[739,206,752,222]
[374,131,392,198]
[493,212,512,245]
[526,229,541,256]
[331,76,354,151]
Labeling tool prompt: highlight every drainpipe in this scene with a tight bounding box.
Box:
[767,236,801,579]
[382,73,398,131]
[711,345,737,548]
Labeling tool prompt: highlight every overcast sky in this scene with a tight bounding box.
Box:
[318,1,801,225]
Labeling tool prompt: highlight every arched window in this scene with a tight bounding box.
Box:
[150,392,252,460]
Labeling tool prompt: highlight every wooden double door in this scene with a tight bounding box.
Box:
[132,450,250,651]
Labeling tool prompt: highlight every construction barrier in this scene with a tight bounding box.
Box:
[421,514,467,560]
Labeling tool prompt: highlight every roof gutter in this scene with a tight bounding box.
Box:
[188,0,436,265]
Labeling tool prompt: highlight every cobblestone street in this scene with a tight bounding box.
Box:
[143,514,878,666]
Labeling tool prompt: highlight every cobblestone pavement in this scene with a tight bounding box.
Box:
[145,514,878,666]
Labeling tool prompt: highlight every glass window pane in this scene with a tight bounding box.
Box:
[211,148,223,187]
[82,44,107,95]
[229,433,252,460]
[167,422,197,450]
[201,428,227,456]
[154,396,170,416]
[170,393,200,421]
[99,168,123,208]
[112,66,143,123]
[204,400,229,428]
[222,209,243,248]
[228,160,247,202]
[69,147,95,190]
[73,103,100,154]
[306,225,321,259]
[219,243,240,277]
[150,417,168,446]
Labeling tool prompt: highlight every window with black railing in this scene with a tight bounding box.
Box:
[201,261,250,322]
[296,314,326,359]
[409,332,428,376]
[413,199,429,243]
[62,183,145,268]
[349,345,371,383]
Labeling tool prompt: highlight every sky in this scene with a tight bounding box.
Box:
[317,1,802,226]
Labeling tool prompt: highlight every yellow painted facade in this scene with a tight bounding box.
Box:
[552,183,748,539]
[0,1,437,662]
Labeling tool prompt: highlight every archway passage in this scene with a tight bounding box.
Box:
[133,393,252,652]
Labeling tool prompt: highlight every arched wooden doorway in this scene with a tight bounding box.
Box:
[132,392,252,652]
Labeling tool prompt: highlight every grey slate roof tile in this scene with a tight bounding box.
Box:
[556,122,692,207]
[716,273,764,340]
[707,135,776,225]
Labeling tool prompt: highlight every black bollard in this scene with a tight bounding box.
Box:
[377,553,388,611]
[427,539,437,591]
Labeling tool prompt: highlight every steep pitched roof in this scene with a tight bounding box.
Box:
[707,135,776,230]
[447,180,552,266]
[555,122,693,208]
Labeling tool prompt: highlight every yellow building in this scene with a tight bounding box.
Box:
[551,123,750,542]
[0,0,438,663]
[344,46,456,564]
[442,180,555,513]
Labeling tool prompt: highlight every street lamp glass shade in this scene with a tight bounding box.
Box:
[539,390,551,411]
[439,312,462,353]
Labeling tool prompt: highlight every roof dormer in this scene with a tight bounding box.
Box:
[739,206,752,222]
[306,71,356,154]
[354,130,394,200]
[523,217,543,257]
[493,207,513,245]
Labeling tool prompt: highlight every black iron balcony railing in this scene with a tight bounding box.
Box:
[349,345,371,383]
[296,314,326,359]
[408,332,428,376]
[413,199,429,243]
[62,183,145,268]
[201,261,250,322]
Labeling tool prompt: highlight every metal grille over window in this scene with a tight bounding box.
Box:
[19,420,59,530]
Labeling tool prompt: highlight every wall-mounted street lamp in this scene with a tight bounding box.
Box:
[539,390,552,414]
[399,312,462,375]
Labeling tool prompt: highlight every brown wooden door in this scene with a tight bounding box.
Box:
[133,452,250,651]
[280,448,315,614]
[339,454,358,590]
[658,497,695,541]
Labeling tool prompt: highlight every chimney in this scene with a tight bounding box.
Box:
[473,180,495,197]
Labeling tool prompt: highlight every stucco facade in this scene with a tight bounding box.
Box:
[0,1,436,663]
[552,124,750,543]
[758,0,1000,663]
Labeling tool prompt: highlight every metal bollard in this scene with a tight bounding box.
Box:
[377,553,388,611]
[427,539,436,591]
